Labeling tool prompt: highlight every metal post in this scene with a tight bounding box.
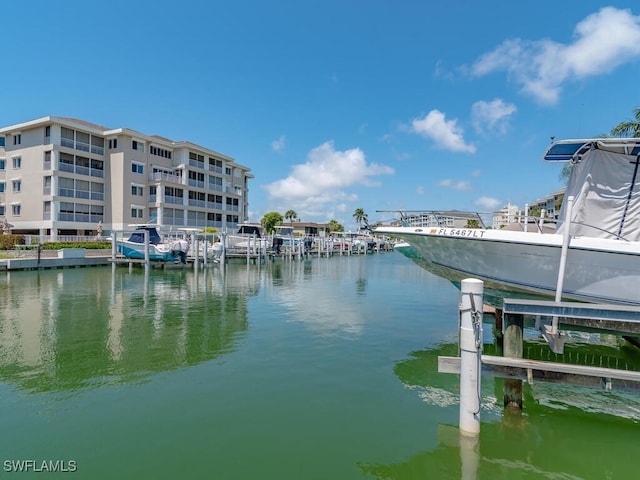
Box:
[459,278,483,436]
[553,195,574,333]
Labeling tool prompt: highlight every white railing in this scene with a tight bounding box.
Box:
[149,172,182,184]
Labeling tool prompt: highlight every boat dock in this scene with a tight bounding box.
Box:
[0,233,395,272]
[439,279,640,436]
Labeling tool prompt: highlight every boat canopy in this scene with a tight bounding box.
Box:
[236,224,263,237]
[127,226,162,245]
[543,138,640,162]
[552,139,640,241]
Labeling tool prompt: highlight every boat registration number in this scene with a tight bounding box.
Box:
[428,228,486,238]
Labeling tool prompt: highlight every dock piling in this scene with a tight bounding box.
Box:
[459,278,484,436]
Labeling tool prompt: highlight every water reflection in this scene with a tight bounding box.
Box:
[0,266,259,393]
[361,412,639,479]
[260,258,372,336]
[364,338,640,479]
[395,338,640,418]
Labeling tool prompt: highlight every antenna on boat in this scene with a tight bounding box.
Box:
[550,135,555,143]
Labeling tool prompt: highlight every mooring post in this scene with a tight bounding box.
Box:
[503,311,524,409]
[220,233,226,265]
[144,229,150,269]
[193,233,199,270]
[459,278,483,436]
[111,232,117,272]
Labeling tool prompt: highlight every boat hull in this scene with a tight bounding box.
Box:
[117,239,188,262]
[381,227,640,305]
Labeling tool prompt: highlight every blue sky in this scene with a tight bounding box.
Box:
[3,1,640,230]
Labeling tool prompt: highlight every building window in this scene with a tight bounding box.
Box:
[12,157,21,169]
[131,162,144,174]
[131,185,144,196]
[0,205,4,216]
[13,134,21,145]
[225,167,232,175]
[0,136,5,147]
[12,204,21,216]
[12,180,21,193]
[150,145,171,159]
[0,158,4,170]
[45,125,51,138]
[132,140,144,152]
[131,207,144,218]
[109,139,118,149]
[0,182,4,193]
[44,151,52,169]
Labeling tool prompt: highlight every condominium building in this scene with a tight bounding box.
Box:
[0,116,252,240]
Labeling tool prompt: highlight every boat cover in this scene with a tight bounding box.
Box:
[127,227,162,245]
[556,148,640,241]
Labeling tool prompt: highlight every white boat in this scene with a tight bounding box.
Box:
[117,225,190,263]
[224,223,269,252]
[376,138,640,305]
[271,225,302,253]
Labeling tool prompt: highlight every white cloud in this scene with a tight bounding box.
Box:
[438,179,472,191]
[271,135,286,152]
[475,196,501,210]
[410,109,476,153]
[416,186,424,195]
[263,141,394,218]
[471,7,640,105]
[471,99,517,135]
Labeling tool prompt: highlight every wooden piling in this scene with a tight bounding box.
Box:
[503,311,523,409]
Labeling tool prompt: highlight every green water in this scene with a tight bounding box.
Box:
[0,254,638,479]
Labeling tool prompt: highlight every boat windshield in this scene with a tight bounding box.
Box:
[128,227,162,244]
[237,225,262,237]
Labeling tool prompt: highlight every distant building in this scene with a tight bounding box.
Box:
[395,211,482,228]
[492,188,566,230]
[0,116,253,240]
[289,221,331,237]
[527,188,566,224]
[492,203,519,229]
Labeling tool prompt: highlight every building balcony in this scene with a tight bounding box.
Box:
[149,172,182,185]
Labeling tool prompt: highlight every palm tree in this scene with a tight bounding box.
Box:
[353,208,368,230]
[610,107,640,137]
[284,209,298,224]
[328,219,344,232]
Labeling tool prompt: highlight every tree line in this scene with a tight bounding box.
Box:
[259,208,370,234]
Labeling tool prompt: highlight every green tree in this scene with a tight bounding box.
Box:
[261,212,283,234]
[610,107,640,137]
[284,209,298,224]
[559,163,572,184]
[328,219,344,232]
[353,208,368,229]
[465,219,480,229]
[528,205,542,218]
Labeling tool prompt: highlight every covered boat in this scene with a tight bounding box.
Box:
[376,138,640,305]
[117,225,189,263]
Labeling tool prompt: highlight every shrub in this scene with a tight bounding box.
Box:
[0,235,25,250]
[40,241,112,250]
